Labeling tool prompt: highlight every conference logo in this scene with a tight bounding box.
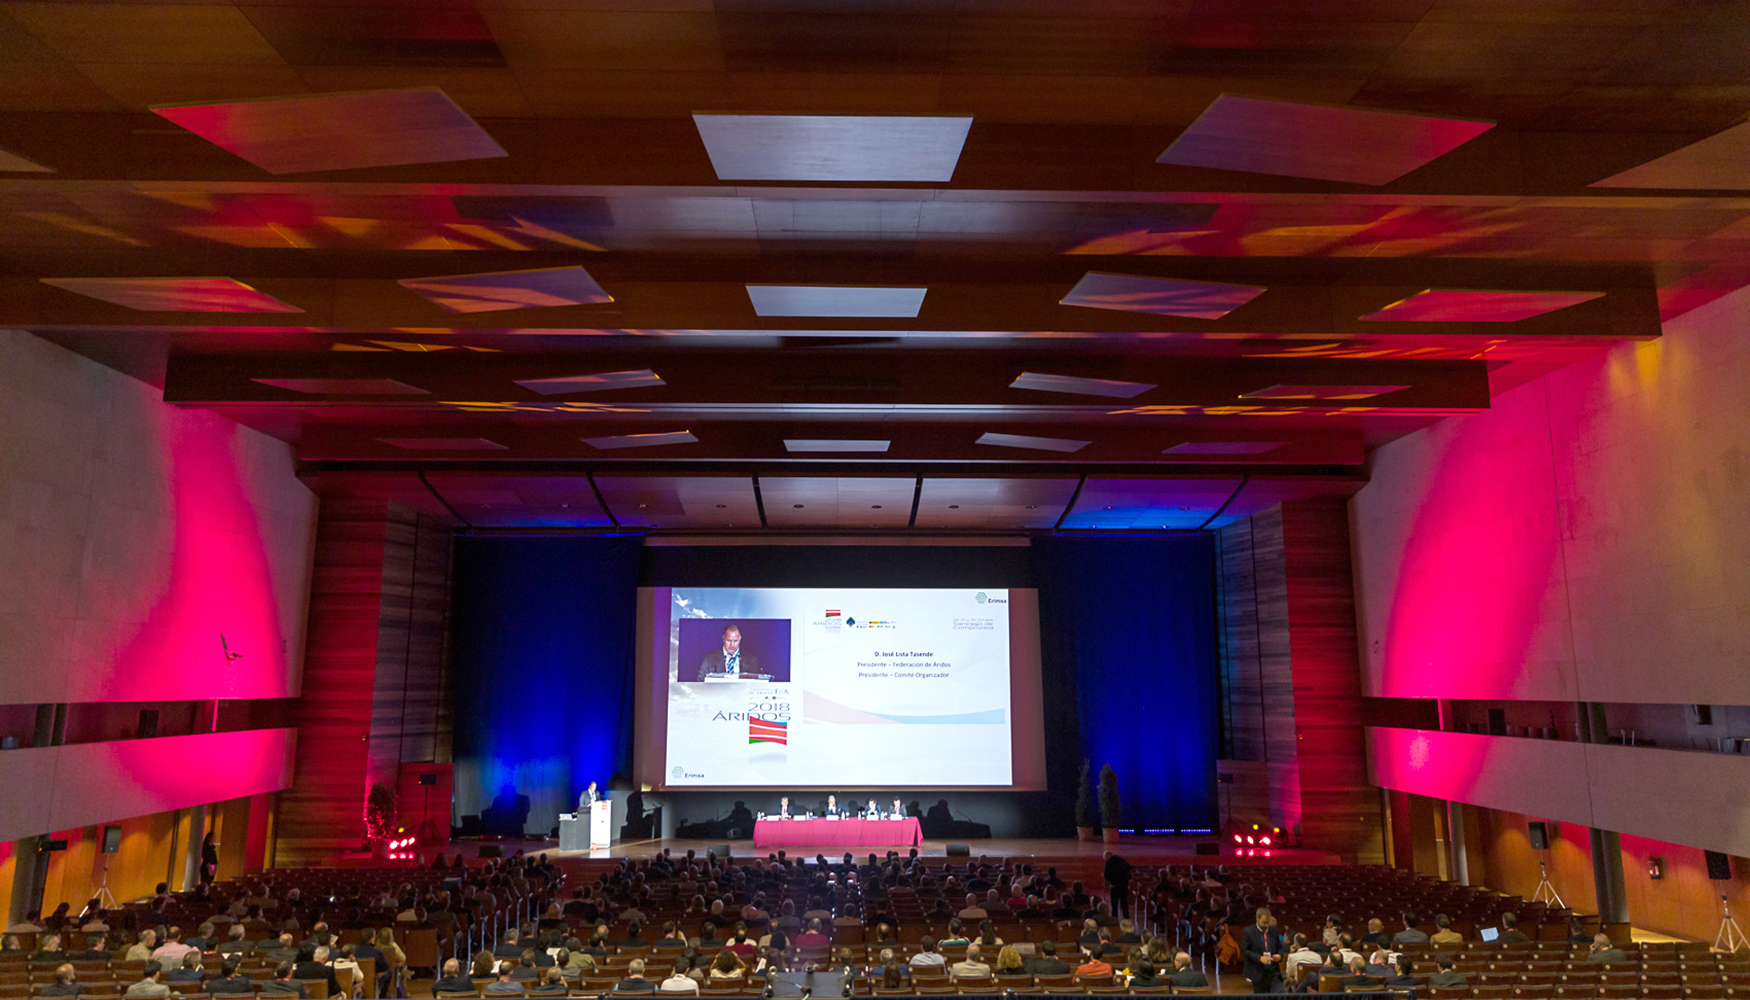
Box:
[671,765,683,779]
[975,592,987,604]
[748,716,788,745]
[825,609,841,617]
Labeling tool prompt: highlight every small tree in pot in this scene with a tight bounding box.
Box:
[1098,763,1122,844]
[365,781,397,856]
[1075,758,1095,841]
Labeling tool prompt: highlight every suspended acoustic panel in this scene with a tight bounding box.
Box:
[1592,121,1750,190]
[694,115,973,182]
[1059,271,1266,320]
[400,265,613,314]
[153,87,507,174]
[1010,371,1157,399]
[515,369,664,395]
[1157,95,1494,185]
[1360,289,1605,322]
[41,277,301,313]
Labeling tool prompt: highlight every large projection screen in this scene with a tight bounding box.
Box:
[636,585,1047,791]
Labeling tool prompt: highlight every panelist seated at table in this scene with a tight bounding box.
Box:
[822,795,846,818]
[697,625,766,680]
[862,801,882,819]
[773,797,792,819]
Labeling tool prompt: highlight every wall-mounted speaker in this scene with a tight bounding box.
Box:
[1706,850,1733,881]
[1529,821,1551,851]
[418,773,438,786]
[101,825,122,855]
[136,709,160,739]
[946,843,970,857]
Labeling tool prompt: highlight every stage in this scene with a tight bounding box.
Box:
[382,835,1341,866]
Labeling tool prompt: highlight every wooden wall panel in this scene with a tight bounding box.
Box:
[279,500,453,864]
[1281,498,1385,864]
[1216,518,1265,762]
[1216,512,1302,831]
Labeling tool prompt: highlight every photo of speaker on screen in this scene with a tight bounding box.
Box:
[677,618,792,682]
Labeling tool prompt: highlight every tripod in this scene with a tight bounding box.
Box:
[94,860,119,909]
[1532,858,1566,908]
[415,780,438,846]
[1718,894,1747,953]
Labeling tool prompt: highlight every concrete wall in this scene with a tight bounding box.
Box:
[1352,284,1750,704]
[0,330,317,704]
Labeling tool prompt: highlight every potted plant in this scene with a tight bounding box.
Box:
[365,782,397,857]
[1075,758,1095,841]
[1099,763,1122,844]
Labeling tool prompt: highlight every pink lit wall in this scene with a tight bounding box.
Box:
[1352,285,1750,705]
[0,728,296,843]
[0,331,318,704]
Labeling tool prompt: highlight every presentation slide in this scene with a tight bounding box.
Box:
[662,587,1013,787]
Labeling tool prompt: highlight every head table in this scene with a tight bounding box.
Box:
[751,816,924,848]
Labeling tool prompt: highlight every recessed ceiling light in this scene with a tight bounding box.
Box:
[949,505,960,509]
[561,504,568,508]
[1025,505,1036,509]
[871,505,882,509]
[794,504,804,508]
[716,504,727,508]
[638,504,646,508]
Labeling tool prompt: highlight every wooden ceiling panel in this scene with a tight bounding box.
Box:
[3,3,288,65]
[479,10,727,71]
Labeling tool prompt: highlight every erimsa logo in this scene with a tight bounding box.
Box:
[976,591,1007,604]
[671,765,683,778]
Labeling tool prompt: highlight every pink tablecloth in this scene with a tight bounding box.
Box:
[752,817,924,848]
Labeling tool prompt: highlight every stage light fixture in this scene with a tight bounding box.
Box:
[1261,836,1272,846]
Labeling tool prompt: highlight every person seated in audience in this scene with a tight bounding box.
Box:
[1359,918,1389,948]
[1332,933,1361,966]
[952,945,994,980]
[432,958,474,995]
[957,893,987,921]
[125,960,171,999]
[1284,932,1322,984]
[1430,914,1463,945]
[529,968,568,996]
[295,944,342,998]
[1026,940,1070,976]
[879,961,906,990]
[752,947,785,979]
[1125,957,1163,989]
[187,922,217,951]
[260,962,308,998]
[511,952,540,981]
[1427,956,1468,989]
[78,899,108,932]
[615,958,655,994]
[264,933,298,965]
[1166,952,1207,989]
[1073,944,1111,979]
[695,920,724,950]
[723,923,756,958]
[1114,919,1141,946]
[166,952,206,983]
[993,946,1028,980]
[1363,948,1396,977]
[656,921,686,947]
[659,957,699,995]
[9,910,44,934]
[975,919,1002,948]
[1393,912,1429,945]
[207,957,254,995]
[216,925,250,955]
[125,930,158,961]
[938,918,968,946]
[471,950,499,980]
[1337,956,1378,990]
[1384,955,1421,988]
[1498,913,1531,944]
[1566,918,1591,944]
[70,933,110,961]
[33,933,67,962]
[493,927,525,961]
[908,936,946,969]
[40,964,82,997]
[792,918,828,951]
[1587,933,1627,964]
[869,923,897,946]
[708,951,745,980]
[484,964,525,995]
[153,927,196,967]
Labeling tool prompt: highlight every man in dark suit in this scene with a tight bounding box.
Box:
[259,963,309,999]
[1337,957,1379,991]
[432,959,476,995]
[165,953,205,983]
[697,625,761,680]
[207,958,255,994]
[494,928,525,961]
[1026,941,1070,976]
[1103,852,1132,919]
[578,782,600,812]
[293,946,341,998]
[216,925,251,955]
[1383,955,1422,988]
[1587,934,1628,964]
[822,795,845,818]
[1165,952,1208,988]
[1427,956,1468,989]
[40,965,82,997]
[613,959,655,993]
[1240,907,1284,994]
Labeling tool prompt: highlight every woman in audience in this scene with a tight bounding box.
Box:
[1126,957,1163,989]
[879,961,905,990]
[994,946,1029,980]
[976,920,1002,947]
[708,951,744,980]
[471,950,497,980]
[939,918,968,947]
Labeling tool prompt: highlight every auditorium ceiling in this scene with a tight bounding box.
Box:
[5,0,1750,529]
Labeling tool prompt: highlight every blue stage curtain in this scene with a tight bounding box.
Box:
[451,535,641,835]
[1032,535,1220,832]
